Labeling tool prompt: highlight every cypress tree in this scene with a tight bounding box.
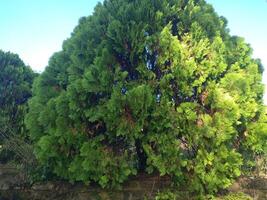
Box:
[26,0,267,193]
[0,50,36,161]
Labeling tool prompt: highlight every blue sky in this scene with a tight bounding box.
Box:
[0,0,266,103]
[0,0,99,72]
[206,0,267,103]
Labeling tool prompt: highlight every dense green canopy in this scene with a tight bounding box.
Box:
[0,50,36,162]
[26,0,267,194]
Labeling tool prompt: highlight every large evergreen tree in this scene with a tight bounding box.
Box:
[0,50,36,161]
[26,0,267,194]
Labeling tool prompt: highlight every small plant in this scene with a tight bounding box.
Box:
[217,192,252,200]
[155,190,177,200]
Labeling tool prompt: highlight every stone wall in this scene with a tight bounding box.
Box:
[229,176,267,200]
[1,164,267,200]
[0,164,174,200]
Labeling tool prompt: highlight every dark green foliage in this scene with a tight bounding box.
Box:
[26,0,267,194]
[0,50,36,162]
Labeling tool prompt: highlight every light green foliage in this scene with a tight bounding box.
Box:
[154,191,252,200]
[26,0,266,194]
[217,192,252,200]
[155,190,177,200]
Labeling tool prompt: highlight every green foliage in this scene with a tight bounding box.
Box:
[154,191,252,200]
[155,190,177,200]
[0,50,36,162]
[217,192,252,200]
[0,50,35,134]
[26,0,267,194]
